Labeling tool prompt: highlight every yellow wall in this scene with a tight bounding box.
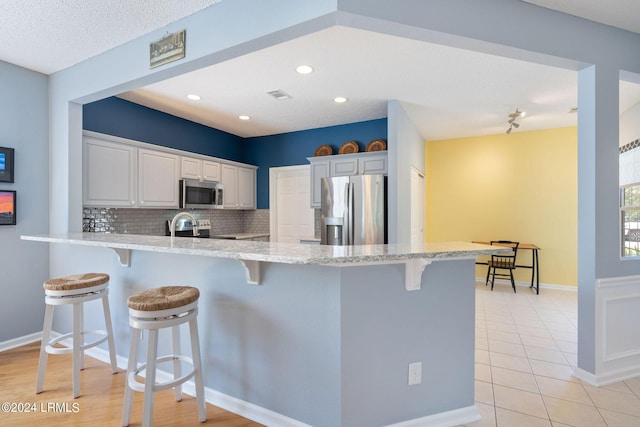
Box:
[425,127,577,288]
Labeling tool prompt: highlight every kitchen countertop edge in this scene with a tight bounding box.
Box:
[21,233,509,265]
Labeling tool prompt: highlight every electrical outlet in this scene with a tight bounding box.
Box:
[408,362,422,385]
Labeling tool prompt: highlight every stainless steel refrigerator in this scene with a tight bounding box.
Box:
[320,174,387,245]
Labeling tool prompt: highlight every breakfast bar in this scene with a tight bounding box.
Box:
[22,233,506,427]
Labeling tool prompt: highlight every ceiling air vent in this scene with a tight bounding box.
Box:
[267,89,291,100]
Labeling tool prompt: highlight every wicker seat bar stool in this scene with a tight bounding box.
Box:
[121,286,206,427]
[36,272,118,398]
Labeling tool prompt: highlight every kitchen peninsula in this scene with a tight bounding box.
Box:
[22,233,505,427]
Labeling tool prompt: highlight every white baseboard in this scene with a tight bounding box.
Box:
[385,405,480,427]
[0,332,42,352]
[476,277,577,292]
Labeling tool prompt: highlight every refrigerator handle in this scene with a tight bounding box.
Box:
[346,182,354,245]
[344,182,351,245]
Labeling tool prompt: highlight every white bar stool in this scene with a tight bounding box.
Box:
[121,286,206,427]
[36,272,118,398]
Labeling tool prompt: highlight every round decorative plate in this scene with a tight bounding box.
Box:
[338,141,359,155]
[366,139,387,152]
[314,144,333,156]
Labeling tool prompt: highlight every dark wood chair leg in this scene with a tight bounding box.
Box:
[510,269,516,293]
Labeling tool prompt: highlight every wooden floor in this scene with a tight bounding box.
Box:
[0,342,263,426]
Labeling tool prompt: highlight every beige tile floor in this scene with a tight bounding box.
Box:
[468,282,640,427]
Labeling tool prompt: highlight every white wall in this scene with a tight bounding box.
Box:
[0,61,49,343]
[387,100,425,245]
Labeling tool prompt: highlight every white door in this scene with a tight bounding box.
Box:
[270,165,315,243]
[410,167,425,244]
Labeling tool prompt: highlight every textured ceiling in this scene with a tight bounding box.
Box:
[522,0,640,34]
[0,0,220,74]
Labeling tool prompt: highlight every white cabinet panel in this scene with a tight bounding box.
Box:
[180,157,201,180]
[221,164,239,208]
[238,167,256,209]
[359,154,387,175]
[83,137,137,207]
[138,149,180,208]
[181,157,220,182]
[309,160,330,208]
[202,160,220,181]
[221,164,256,209]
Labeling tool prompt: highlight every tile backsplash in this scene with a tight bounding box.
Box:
[83,207,270,236]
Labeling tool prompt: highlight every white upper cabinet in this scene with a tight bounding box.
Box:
[221,164,238,208]
[181,156,220,182]
[138,149,180,208]
[309,160,330,208]
[221,164,257,210]
[83,131,254,209]
[307,151,388,208]
[83,136,137,207]
[331,152,387,176]
[238,167,256,209]
[202,160,220,181]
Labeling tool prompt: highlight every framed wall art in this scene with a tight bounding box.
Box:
[0,190,16,225]
[0,147,14,183]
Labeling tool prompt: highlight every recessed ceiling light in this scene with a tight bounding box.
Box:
[186,94,202,101]
[296,65,314,74]
[238,115,251,121]
[333,97,348,103]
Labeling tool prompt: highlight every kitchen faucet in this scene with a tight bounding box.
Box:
[169,212,199,238]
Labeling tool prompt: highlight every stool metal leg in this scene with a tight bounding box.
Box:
[36,304,54,394]
[172,325,182,402]
[121,327,140,427]
[101,293,118,373]
[142,329,159,427]
[189,316,207,422]
[72,302,82,398]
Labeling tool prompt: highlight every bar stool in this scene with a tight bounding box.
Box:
[121,286,206,427]
[36,272,118,398]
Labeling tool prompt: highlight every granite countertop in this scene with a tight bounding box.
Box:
[21,233,509,265]
[211,232,270,240]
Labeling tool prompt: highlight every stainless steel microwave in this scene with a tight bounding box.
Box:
[179,179,224,209]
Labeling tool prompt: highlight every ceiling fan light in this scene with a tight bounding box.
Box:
[512,122,520,128]
[506,127,512,134]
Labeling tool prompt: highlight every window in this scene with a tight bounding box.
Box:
[621,184,640,256]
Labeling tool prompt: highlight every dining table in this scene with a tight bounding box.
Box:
[472,241,541,294]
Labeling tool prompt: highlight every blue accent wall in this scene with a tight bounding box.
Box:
[83,97,388,209]
[83,97,244,161]
[244,118,388,208]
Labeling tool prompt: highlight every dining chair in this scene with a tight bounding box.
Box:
[485,240,520,292]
